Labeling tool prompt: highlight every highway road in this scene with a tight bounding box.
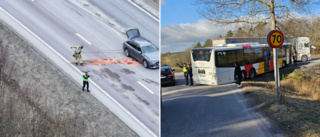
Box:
[161,73,284,137]
[0,0,159,136]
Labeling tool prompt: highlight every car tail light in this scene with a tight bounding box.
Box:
[214,73,216,77]
[212,82,215,84]
[168,74,173,77]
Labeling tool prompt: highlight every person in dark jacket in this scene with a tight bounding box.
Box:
[234,62,242,87]
[188,64,193,85]
[177,63,189,85]
[83,72,90,92]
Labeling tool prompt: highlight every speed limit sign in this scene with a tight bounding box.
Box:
[267,30,284,48]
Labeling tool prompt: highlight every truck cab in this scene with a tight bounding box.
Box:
[293,37,311,62]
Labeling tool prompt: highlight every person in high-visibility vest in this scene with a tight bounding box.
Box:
[83,72,90,92]
[188,64,193,86]
[177,63,189,85]
[71,45,84,65]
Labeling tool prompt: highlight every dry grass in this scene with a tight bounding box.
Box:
[161,50,191,72]
[243,66,320,137]
[312,54,320,59]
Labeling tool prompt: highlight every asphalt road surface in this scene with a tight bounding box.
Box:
[0,0,159,136]
[161,73,284,137]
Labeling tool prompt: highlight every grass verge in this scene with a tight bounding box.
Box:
[242,65,320,137]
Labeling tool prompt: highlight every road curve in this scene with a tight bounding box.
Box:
[161,73,283,137]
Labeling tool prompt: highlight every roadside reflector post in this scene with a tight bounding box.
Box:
[267,30,284,102]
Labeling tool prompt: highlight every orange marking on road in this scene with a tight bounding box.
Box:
[87,58,141,67]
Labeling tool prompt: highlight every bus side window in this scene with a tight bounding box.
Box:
[228,50,237,67]
[236,49,244,66]
[254,48,264,62]
[243,48,254,65]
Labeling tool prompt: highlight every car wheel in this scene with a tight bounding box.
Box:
[249,69,256,79]
[301,55,307,62]
[124,49,130,57]
[143,60,148,68]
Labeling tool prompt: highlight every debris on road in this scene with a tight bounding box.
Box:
[87,58,141,66]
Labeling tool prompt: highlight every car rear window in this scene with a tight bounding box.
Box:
[161,69,171,75]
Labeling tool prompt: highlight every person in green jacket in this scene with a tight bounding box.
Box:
[177,63,189,85]
[83,72,90,92]
[71,45,84,65]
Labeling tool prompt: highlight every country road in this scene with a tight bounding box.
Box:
[161,59,320,136]
[0,0,159,136]
[161,73,284,137]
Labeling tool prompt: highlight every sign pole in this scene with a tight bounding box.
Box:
[273,48,279,102]
[267,30,284,102]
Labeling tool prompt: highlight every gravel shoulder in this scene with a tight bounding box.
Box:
[0,22,137,136]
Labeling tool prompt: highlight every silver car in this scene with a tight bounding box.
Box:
[123,28,159,68]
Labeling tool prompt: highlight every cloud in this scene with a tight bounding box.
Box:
[161,0,166,6]
[161,19,234,53]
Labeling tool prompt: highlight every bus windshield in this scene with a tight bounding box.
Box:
[192,50,211,61]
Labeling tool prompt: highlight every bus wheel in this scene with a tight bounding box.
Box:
[249,69,256,79]
[241,71,246,80]
[301,55,308,62]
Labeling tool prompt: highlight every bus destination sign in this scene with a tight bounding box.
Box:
[267,30,284,48]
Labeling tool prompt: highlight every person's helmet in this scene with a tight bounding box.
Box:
[80,45,84,49]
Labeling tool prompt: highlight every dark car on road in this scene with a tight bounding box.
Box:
[123,28,159,68]
[161,66,175,86]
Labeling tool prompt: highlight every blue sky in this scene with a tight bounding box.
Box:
[161,0,200,26]
[161,0,231,53]
[161,0,320,53]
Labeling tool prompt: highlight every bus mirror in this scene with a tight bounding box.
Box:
[172,69,175,71]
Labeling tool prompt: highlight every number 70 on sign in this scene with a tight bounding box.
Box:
[267,30,284,48]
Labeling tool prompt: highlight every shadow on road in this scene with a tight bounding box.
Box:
[161,83,280,137]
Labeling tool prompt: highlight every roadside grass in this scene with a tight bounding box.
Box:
[161,51,191,72]
[311,54,320,59]
[243,65,320,137]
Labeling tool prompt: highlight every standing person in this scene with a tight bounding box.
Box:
[188,64,193,86]
[83,72,90,92]
[71,45,84,65]
[293,53,297,67]
[177,63,189,85]
[234,62,242,87]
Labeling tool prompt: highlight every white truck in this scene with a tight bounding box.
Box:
[212,37,313,62]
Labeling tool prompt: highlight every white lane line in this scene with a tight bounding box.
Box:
[0,7,157,137]
[75,33,91,45]
[127,0,159,22]
[138,81,154,94]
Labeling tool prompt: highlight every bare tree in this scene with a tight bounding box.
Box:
[194,0,314,30]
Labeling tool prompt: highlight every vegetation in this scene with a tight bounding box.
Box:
[194,0,312,28]
[161,48,191,72]
[202,39,213,48]
[243,66,320,137]
[225,30,233,38]
[193,42,202,48]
